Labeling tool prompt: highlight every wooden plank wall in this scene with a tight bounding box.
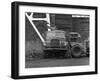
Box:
[25,13,89,42]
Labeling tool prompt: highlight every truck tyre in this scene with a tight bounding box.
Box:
[86,47,89,57]
[71,44,82,58]
[65,49,72,58]
[44,51,49,58]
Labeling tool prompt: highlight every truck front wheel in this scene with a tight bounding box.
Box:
[71,44,82,58]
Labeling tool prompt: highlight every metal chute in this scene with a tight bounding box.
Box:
[25,13,51,46]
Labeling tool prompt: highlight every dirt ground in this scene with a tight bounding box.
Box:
[25,57,89,68]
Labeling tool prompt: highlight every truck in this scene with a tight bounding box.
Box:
[68,32,86,57]
[43,30,68,58]
[43,31,88,58]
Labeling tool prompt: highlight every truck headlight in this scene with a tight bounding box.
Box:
[64,42,68,46]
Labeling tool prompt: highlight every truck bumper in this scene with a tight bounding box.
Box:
[43,48,67,51]
[43,49,67,58]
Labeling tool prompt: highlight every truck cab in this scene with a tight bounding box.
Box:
[68,32,84,57]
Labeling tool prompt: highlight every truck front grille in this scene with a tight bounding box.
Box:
[51,39,60,48]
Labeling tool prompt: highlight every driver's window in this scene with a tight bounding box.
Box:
[70,38,77,42]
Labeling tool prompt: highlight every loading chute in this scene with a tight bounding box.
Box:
[25,13,51,45]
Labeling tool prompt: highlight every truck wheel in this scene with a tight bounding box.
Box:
[86,47,89,57]
[71,44,82,58]
[65,50,72,58]
[44,51,49,58]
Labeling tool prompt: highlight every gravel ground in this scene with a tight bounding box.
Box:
[25,57,89,68]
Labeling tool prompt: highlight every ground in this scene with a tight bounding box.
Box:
[25,57,89,68]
